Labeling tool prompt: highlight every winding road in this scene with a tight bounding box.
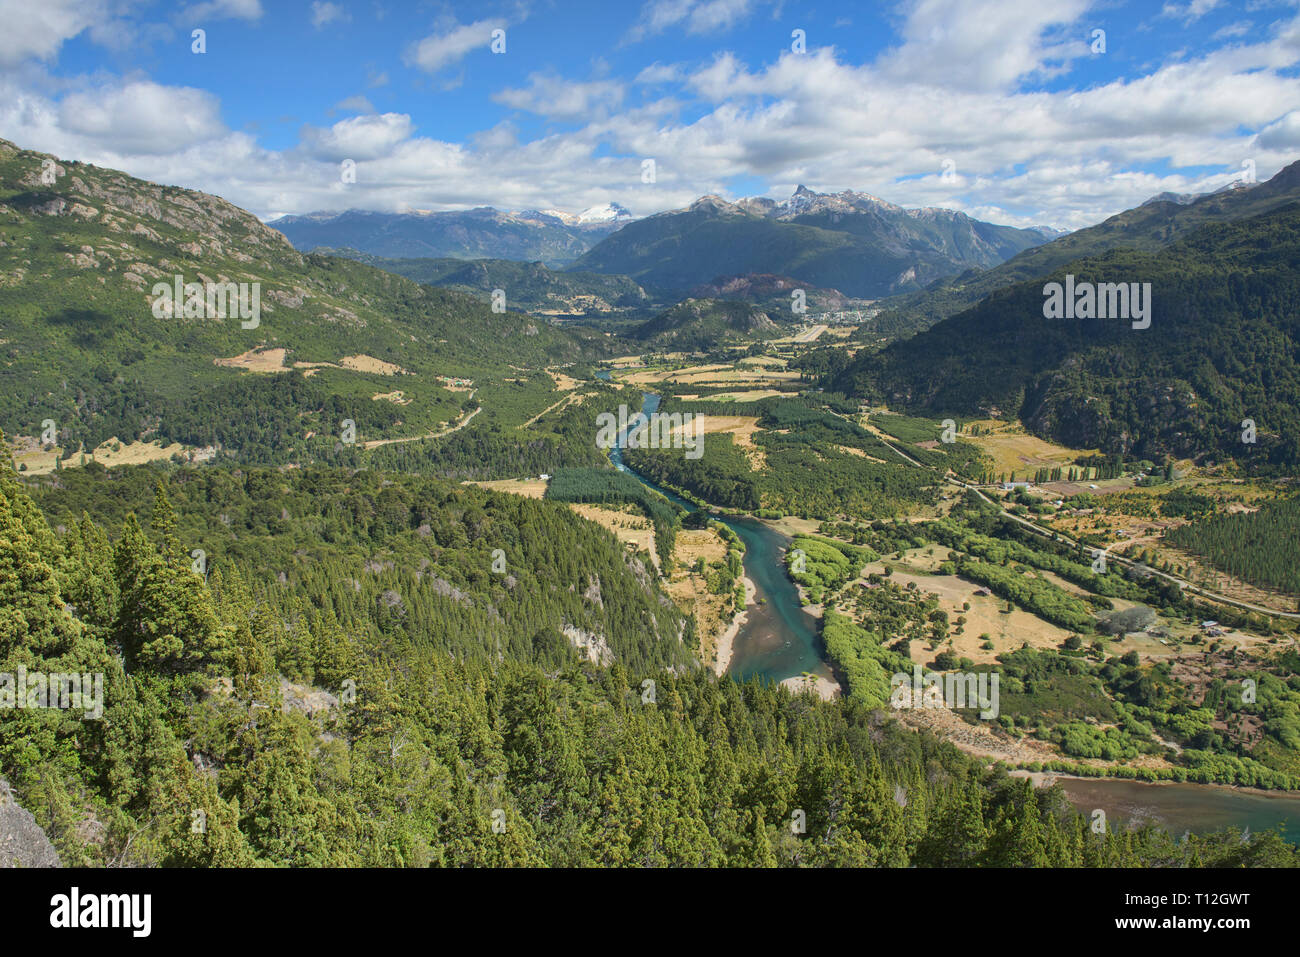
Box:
[859,418,1300,622]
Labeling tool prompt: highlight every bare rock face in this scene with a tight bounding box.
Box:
[562,623,614,666]
[0,778,61,868]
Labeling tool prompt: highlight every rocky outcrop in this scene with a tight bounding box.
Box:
[0,778,60,868]
[562,623,614,665]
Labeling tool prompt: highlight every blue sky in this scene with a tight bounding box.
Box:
[3,0,1299,228]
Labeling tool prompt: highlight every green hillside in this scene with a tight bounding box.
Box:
[832,203,1300,469]
[632,298,784,349]
[5,458,1293,866]
[874,161,1300,335]
[314,248,654,316]
[0,140,604,463]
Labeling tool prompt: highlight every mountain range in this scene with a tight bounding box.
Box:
[872,163,1300,335]
[269,204,633,268]
[272,185,1057,303]
[312,248,652,316]
[569,187,1053,298]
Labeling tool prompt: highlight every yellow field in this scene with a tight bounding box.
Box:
[11,437,186,475]
[465,478,549,499]
[664,526,734,669]
[711,389,792,402]
[215,347,289,372]
[663,414,766,469]
[851,547,1075,665]
[212,349,411,378]
[966,422,1096,475]
[618,363,801,388]
[340,354,408,375]
[568,503,659,570]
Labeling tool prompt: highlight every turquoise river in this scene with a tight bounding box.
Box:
[599,379,1300,842]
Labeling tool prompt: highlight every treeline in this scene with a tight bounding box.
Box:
[954,559,1098,632]
[927,516,1182,608]
[625,436,762,511]
[1166,497,1300,596]
[544,466,681,567]
[23,461,691,675]
[627,431,937,520]
[786,535,876,604]
[4,457,1299,864]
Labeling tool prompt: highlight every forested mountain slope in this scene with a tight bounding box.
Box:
[570,188,1048,299]
[314,247,653,315]
[832,203,1300,469]
[874,160,1300,334]
[632,298,783,349]
[3,457,1295,867]
[0,139,595,459]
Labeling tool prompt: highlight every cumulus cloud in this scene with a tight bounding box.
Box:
[1255,110,1300,151]
[406,18,506,73]
[2,0,1299,231]
[298,112,415,161]
[0,0,106,67]
[494,74,625,121]
[57,81,227,155]
[874,0,1092,92]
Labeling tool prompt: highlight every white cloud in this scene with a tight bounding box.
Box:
[335,95,375,114]
[57,81,226,155]
[1161,0,1221,24]
[494,74,625,121]
[1255,110,1300,151]
[626,0,758,42]
[299,112,414,161]
[179,0,263,22]
[407,18,505,73]
[3,0,1300,232]
[311,2,349,29]
[875,0,1093,92]
[635,62,684,84]
[0,0,106,66]
[1214,20,1253,40]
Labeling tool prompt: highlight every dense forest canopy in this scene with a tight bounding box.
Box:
[3,455,1295,866]
[832,204,1300,470]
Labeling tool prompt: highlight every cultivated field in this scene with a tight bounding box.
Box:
[964,421,1096,475]
[465,478,549,499]
[568,503,660,570]
[10,437,187,475]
